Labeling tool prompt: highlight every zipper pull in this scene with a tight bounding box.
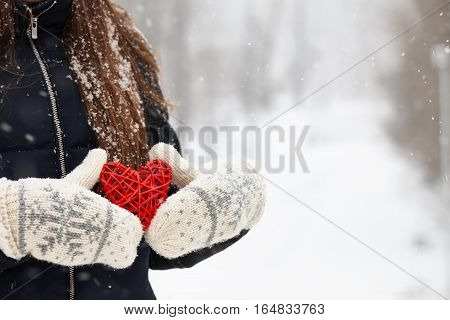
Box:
[26,1,57,40]
[31,17,38,39]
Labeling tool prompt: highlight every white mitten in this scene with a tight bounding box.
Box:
[145,143,266,259]
[0,149,143,269]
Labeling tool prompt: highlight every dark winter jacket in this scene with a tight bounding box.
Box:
[0,0,246,300]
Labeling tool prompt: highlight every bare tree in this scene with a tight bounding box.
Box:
[239,1,286,111]
[382,1,450,182]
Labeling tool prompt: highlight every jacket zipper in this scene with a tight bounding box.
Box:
[26,28,74,300]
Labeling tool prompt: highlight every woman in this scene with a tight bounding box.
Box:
[0,0,265,299]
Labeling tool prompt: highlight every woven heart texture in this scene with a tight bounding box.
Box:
[99,160,173,230]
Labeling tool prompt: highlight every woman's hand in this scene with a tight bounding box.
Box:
[145,143,266,259]
[0,149,143,269]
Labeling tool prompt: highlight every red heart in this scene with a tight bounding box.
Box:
[99,160,172,230]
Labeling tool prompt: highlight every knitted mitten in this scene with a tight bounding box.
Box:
[145,143,266,259]
[0,149,143,269]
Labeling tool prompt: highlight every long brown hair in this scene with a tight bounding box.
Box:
[1,0,169,168]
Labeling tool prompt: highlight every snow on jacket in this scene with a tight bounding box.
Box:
[0,0,246,300]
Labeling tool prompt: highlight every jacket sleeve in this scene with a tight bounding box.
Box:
[149,229,248,270]
[0,252,15,274]
[143,105,249,270]
[0,252,28,275]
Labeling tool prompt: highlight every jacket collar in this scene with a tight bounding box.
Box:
[13,0,73,38]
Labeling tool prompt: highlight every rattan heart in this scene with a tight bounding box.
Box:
[99,160,172,230]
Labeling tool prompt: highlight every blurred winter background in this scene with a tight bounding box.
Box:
[116,0,450,299]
